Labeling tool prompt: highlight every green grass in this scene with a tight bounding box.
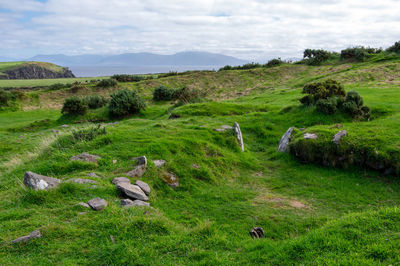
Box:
[0,76,108,88]
[1,58,400,264]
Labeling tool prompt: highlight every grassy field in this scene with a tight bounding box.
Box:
[1,58,400,264]
[0,76,108,88]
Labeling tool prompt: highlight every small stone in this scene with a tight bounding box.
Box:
[134,180,150,195]
[277,127,294,152]
[221,125,233,130]
[77,202,90,208]
[214,128,226,132]
[11,230,42,244]
[70,178,97,184]
[23,171,61,190]
[153,159,166,168]
[127,156,147,177]
[78,212,87,215]
[87,172,99,178]
[333,130,347,145]
[113,159,117,164]
[164,172,179,189]
[121,198,134,207]
[88,198,107,211]
[304,133,318,139]
[192,163,200,169]
[249,227,265,239]
[132,200,150,207]
[70,153,101,164]
[234,122,244,152]
[110,235,116,243]
[90,185,98,189]
[112,177,130,185]
[116,182,149,201]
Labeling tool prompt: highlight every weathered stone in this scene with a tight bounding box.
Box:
[214,128,226,132]
[121,199,150,207]
[112,177,131,185]
[23,171,61,190]
[88,198,107,211]
[134,180,150,195]
[153,159,166,168]
[77,202,90,208]
[11,230,42,244]
[304,133,318,140]
[127,156,147,177]
[249,227,265,239]
[116,182,149,201]
[120,198,134,207]
[333,130,347,145]
[192,163,200,169]
[52,129,59,133]
[132,200,150,207]
[70,153,101,164]
[221,125,233,130]
[87,172,99,178]
[70,178,97,184]
[234,122,244,152]
[277,127,294,152]
[164,172,179,189]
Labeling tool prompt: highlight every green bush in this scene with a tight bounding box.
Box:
[265,58,283,67]
[69,84,86,93]
[316,97,337,114]
[340,90,370,118]
[303,49,331,65]
[302,79,346,103]
[300,95,314,106]
[108,89,146,117]
[153,86,175,101]
[172,87,203,104]
[0,89,11,106]
[341,47,382,61]
[111,74,149,82]
[386,41,400,53]
[85,95,108,109]
[97,78,118,88]
[72,125,106,142]
[49,83,65,90]
[61,96,88,115]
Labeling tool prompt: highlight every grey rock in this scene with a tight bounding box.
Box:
[132,200,150,207]
[70,178,97,184]
[121,199,150,207]
[304,133,318,140]
[77,202,90,208]
[88,198,107,211]
[153,159,166,168]
[112,159,117,164]
[131,156,147,166]
[134,180,150,195]
[234,122,244,152]
[164,172,179,189]
[221,125,233,130]
[60,124,69,128]
[277,127,294,152]
[112,177,130,185]
[23,171,61,190]
[87,172,99,178]
[121,198,134,207]
[192,163,200,169]
[214,128,226,132]
[11,230,42,244]
[127,156,147,177]
[333,130,347,145]
[70,153,101,164]
[116,182,149,201]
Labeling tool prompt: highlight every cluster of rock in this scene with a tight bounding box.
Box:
[113,177,151,207]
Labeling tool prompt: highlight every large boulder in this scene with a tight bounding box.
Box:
[88,198,107,211]
[234,122,244,152]
[11,230,42,244]
[23,171,61,190]
[116,182,149,201]
[70,153,101,164]
[277,127,294,152]
[127,156,147,177]
[134,180,150,195]
[333,130,347,145]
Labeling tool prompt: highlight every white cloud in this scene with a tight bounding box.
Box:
[1,0,400,59]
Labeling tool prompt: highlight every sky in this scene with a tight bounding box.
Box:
[0,0,400,61]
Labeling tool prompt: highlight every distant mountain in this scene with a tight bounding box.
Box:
[28,52,248,67]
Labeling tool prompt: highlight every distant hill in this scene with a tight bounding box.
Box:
[29,51,248,67]
[0,61,75,79]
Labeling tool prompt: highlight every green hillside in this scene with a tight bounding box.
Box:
[0,61,74,80]
[1,54,400,264]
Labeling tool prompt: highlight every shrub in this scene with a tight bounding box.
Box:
[69,84,86,93]
[386,41,400,53]
[341,90,370,118]
[111,74,149,82]
[97,78,118,88]
[153,86,175,101]
[265,58,283,67]
[0,89,11,106]
[316,97,337,114]
[49,83,65,90]
[85,95,108,109]
[302,79,345,102]
[172,87,202,104]
[72,125,106,142]
[303,49,331,65]
[61,96,88,115]
[108,89,146,117]
[300,95,314,106]
[341,47,382,61]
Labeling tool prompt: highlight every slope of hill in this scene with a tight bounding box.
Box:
[0,62,75,80]
[1,57,400,264]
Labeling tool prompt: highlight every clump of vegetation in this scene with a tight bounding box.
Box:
[49,83,68,91]
[72,125,106,142]
[108,89,146,117]
[265,58,283,67]
[97,78,118,88]
[85,95,108,109]
[340,46,382,61]
[0,89,11,106]
[69,83,86,93]
[0,89,24,107]
[172,87,203,105]
[111,74,150,82]
[61,96,88,115]
[300,79,370,119]
[303,49,332,65]
[386,41,400,53]
[153,86,175,101]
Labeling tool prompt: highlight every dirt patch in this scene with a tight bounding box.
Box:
[252,193,310,209]
[289,200,307,209]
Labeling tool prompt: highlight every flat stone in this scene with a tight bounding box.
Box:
[88,198,107,211]
[112,177,130,185]
[116,182,149,201]
[134,180,150,195]
[121,198,134,207]
[234,122,244,152]
[127,156,147,177]
[304,133,318,139]
[121,199,150,207]
[214,128,226,132]
[23,171,61,190]
[11,230,42,244]
[87,172,99,178]
[333,130,347,145]
[77,202,90,208]
[221,125,233,130]
[277,127,294,152]
[153,159,166,168]
[70,178,97,184]
[132,200,150,207]
[70,153,101,164]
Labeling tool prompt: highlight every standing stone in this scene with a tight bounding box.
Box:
[304,133,318,140]
[333,130,347,145]
[11,230,42,244]
[116,182,149,201]
[277,127,294,152]
[127,156,147,177]
[112,177,130,185]
[88,198,108,211]
[23,171,61,190]
[134,180,150,195]
[233,122,244,152]
[70,153,101,164]
[153,159,166,168]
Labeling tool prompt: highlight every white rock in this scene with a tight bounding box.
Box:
[277,127,294,152]
[304,133,318,139]
[234,122,244,152]
[23,171,61,190]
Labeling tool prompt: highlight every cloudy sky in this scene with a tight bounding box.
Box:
[1,0,400,60]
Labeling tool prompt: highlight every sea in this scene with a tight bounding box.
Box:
[69,65,220,77]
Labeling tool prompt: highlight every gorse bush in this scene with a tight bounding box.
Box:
[0,89,11,106]
[97,78,118,88]
[266,58,283,67]
[111,74,150,82]
[386,41,400,53]
[61,96,88,115]
[153,86,175,101]
[340,47,382,61]
[108,89,146,117]
[303,49,331,65]
[301,79,346,104]
[72,125,106,142]
[85,95,108,109]
[316,97,338,114]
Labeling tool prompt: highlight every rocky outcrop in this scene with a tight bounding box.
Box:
[2,63,75,80]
